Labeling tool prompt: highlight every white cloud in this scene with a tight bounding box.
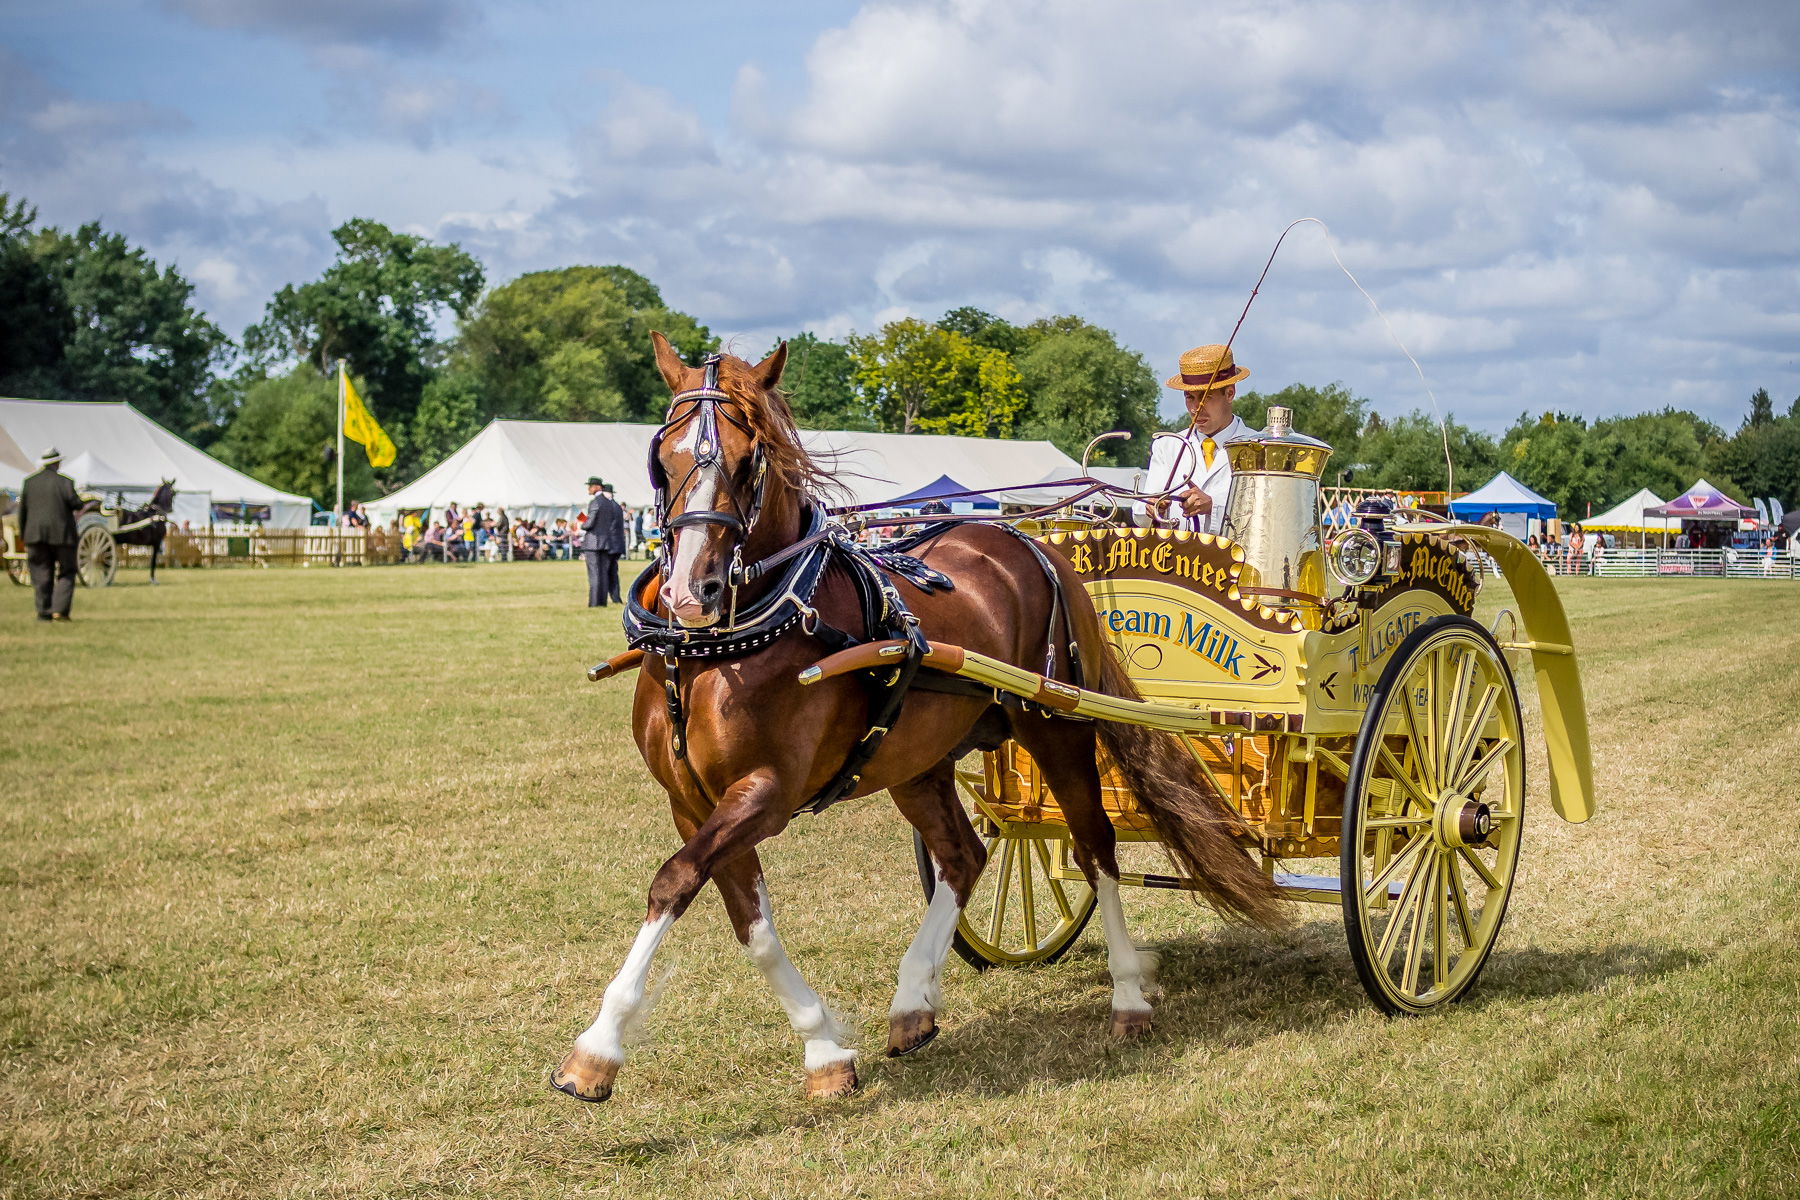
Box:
[11,0,1798,431]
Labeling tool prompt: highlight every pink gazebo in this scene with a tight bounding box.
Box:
[1643,479,1757,522]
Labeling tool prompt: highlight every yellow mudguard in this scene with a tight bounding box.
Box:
[1395,522,1596,823]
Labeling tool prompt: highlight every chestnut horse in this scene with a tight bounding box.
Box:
[552,333,1281,1102]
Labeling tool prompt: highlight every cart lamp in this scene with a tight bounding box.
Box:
[1328,527,1382,585]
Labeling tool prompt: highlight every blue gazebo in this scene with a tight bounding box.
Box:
[878,474,999,510]
[1448,472,1557,522]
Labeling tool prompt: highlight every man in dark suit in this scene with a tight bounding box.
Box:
[18,447,82,622]
[580,477,627,607]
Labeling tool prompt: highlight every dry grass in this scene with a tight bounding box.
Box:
[2,563,1797,1199]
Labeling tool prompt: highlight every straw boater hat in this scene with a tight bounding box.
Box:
[38,446,62,465]
[1165,344,1250,392]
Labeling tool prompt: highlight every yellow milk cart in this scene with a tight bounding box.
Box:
[892,410,1593,1014]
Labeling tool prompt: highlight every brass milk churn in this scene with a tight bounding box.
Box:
[1218,405,1333,614]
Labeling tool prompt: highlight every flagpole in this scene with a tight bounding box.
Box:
[335,360,346,526]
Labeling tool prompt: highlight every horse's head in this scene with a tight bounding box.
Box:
[649,331,793,628]
[151,480,176,515]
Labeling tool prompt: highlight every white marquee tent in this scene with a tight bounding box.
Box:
[1583,488,1669,534]
[0,398,313,528]
[367,419,1090,524]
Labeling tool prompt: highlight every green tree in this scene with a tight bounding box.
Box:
[1713,391,1800,508]
[775,333,871,430]
[1499,411,1599,513]
[1010,319,1158,464]
[847,318,1026,437]
[0,195,229,442]
[242,218,483,458]
[939,306,1025,356]
[410,369,485,473]
[1586,409,1718,507]
[211,366,376,508]
[451,266,714,424]
[1360,412,1498,494]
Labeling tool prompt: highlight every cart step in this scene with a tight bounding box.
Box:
[1273,873,1404,901]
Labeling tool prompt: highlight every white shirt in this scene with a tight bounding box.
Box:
[1133,415,1250,535]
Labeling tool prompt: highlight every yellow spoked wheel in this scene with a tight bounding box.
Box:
[1342,615,1525,1014]
[76,518,116,587]
[914,826,1096,970]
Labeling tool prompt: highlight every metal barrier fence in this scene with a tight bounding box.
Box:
[1471,547,1798,579]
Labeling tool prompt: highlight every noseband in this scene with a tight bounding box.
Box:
[649,353,770,583]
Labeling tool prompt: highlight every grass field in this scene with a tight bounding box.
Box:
[3,562,1798,1199]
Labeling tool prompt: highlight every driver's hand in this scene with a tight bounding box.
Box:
[1179,487,1212,518]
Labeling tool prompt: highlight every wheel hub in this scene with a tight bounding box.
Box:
[1434,791,1492,848]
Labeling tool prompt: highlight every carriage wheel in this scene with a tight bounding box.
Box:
[914,825,1097,970]
[77,519,118,588]
[1341,615,1525,1014]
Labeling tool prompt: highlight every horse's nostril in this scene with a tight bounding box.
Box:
[698,579,723,604]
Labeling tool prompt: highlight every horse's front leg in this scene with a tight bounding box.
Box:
[712,852,859,1097]
[886,760,986,1056]
[550,769,799,1103]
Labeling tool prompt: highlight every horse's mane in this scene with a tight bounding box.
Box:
[716,358,850,504]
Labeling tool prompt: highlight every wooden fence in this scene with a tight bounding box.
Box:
[127,526,405,569]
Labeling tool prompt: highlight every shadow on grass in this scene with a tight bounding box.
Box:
[587,925,1702,1161]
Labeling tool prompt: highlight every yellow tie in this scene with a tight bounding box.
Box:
[1202,436,1216,469]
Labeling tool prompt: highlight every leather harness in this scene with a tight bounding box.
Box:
[632,355,1085,816]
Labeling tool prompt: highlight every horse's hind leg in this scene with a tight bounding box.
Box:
[712,852,859,1097]
[886,758,986,1056]
[1011,720,1159,1038]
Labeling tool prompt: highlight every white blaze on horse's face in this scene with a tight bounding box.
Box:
[659,418,735,628]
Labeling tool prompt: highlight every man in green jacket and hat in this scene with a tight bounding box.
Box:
[18,447,82,621]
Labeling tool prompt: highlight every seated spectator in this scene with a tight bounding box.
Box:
[549,517,572,560]
[420,521,448,562]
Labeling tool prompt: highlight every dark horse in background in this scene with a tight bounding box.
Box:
[550,335,1284,1104]
[106,479,177,582]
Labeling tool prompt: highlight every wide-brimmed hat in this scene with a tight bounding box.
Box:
[38,446,62,464]
[585,476,604,487]
[1165,344,1250,392]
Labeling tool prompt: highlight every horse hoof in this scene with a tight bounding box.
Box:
[804,1060,859,1099]
[550,1051,620,1103]
[1110,1009,1153,1039]
[886,1011,938,1057]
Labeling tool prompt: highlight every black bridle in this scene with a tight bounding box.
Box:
[649,353,770,589]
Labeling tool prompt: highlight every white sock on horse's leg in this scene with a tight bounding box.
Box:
[1095,876,1158,1033]
[573,911,675,1068]
[741,879,856,1077]
[890,864,959,1019]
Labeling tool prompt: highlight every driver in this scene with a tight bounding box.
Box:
[1136,344,1251,535]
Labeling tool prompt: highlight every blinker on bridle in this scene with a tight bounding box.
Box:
[649,353,769,589]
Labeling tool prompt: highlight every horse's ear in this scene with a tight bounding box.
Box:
[650,331,687,393]
[753,341,788,391]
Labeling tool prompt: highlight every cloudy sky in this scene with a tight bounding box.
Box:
[3,0,1796,430]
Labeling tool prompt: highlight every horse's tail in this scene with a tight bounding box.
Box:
[1093,652,1287,929]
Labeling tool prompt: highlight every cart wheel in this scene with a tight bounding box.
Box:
[1341,615,1525,1014]
[77,518,117,588]
[915,827,1096,970]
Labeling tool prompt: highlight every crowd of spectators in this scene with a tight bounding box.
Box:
[395,502,655,563]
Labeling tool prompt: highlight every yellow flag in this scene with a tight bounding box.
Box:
[341,367,396,469]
